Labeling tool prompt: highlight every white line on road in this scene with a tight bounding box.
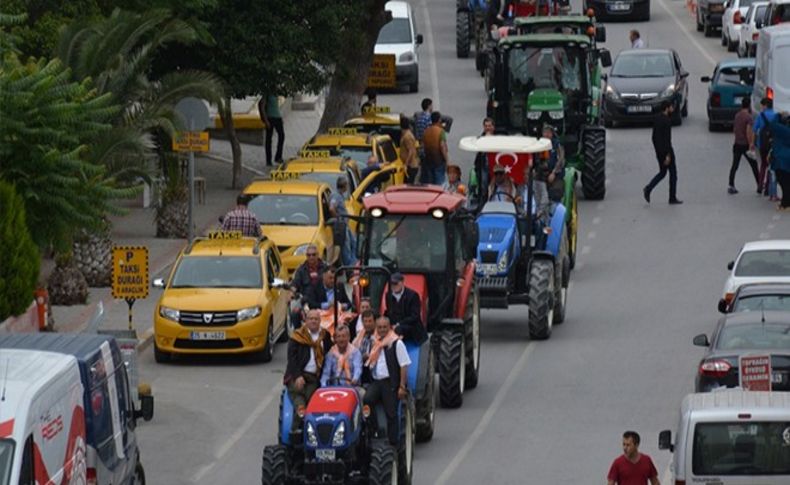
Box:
[581,245,592,255]
[768,224,776,230]
[759,232,770,239]
[434,343,536,485]
[592,217,601,225]
[420,0,441,109]
[587,231,597,240]
[773,214,782,221]
[656,0,716,67]
[597,203,605,211]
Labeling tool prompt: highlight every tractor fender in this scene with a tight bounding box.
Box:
[406,339,432,401]
[438,317,465,333]
[545,204,567,258]
[279,388,294,446]
[453,261,477,319]
[531,250,555,265]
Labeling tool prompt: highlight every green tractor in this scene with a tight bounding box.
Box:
[486,33,611,202]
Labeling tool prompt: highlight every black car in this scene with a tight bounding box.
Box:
[603,48,689,127]
[718,282,790,313]
[584,0,651,21]
[696,0,727,37]
[693,311,790,392]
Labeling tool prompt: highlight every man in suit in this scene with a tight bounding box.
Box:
[306,268,351,311]
[385,272,427,344]
[644,101,683,205]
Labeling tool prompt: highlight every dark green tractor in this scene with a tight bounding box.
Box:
[486,33,611,201]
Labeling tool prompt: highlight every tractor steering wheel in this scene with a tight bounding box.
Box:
[490,191,516,202]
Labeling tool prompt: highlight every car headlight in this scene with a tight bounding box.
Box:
[605,85,620,100]
[548,110,564,120]
[237,306,261,321]
[293,244,310,256]
[399,52,414,63]
[661,84,676,97]
[306,422,318,447]
[331,421,346,446]
[159,306,180,322]
[497,250,509,272]
[526,111,542,120]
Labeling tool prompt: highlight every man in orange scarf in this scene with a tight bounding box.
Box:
[320,325,362,386]
[363,316,411,445]
[284,309,332,431]
[353,309,378,384]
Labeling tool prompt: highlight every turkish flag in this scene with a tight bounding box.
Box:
[487,152,533,185]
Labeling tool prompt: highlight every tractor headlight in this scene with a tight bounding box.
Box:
[526,111,542,120]
[605,85,620,100]
[159,306,180,322]
[237,306,261,321]
[497,250,508,272]
[306,422,318,447]
[661,84,675,97]
[293,244,310,256]
[548,110,564,120]
[331,421,346,446]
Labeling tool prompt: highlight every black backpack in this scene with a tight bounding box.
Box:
[759,112,773,151]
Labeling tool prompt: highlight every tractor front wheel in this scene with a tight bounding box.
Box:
[261,445,288,485]
[528,259,555,340]
[581,129,606,200]
[438,330,465,408]
[398,399,415,485]
[456,10,471,58]
[369,444,398,485]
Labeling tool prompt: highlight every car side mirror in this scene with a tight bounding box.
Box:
[701,75,711,82]
[598,48,612,68]
[680,70,689,79]
[595,26,606,43]
[755,20,763,28]
[134,394,154,422]
[271,277,286,289]
[416,34,423,45]
[727,261,734,270]
[693,334,710,347]
[658,430,673,452]
[152,278,165,288]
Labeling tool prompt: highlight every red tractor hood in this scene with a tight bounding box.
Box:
[363,185,465,214]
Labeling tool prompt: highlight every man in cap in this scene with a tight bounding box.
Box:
[384,272,427,344]
[488,163,518,202]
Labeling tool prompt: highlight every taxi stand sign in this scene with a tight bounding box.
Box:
[367,54,396,89]
[111,246,149,331]
[739,354,772,391]
[172,131,210,152]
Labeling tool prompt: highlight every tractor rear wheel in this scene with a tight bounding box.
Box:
[415,347,436,443]
[528,259,554,340]
[261,445,288,485]
[464,285,481,390]
[456,11,471,58]
[553,231,570,325]
[581,129,606,200]
[398,399,415,485]
[438,330,465,408]
[369,444,397,485]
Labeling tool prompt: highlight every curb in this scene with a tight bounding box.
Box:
[137,327,155,352]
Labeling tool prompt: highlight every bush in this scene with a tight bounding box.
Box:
[0,182,40,321]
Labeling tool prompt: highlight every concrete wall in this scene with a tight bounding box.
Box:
[0,301,39,333]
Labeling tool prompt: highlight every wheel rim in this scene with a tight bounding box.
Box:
[390,456,398,485]
[459,336,466,395]
[472,291,480,371]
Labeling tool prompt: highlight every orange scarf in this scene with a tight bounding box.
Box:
[329,343,357,381]
[366,330,400,368]
[291,326,326,370]
[352,328,369,349]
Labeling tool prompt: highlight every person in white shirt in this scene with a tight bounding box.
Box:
[363,316,411,445]
[630,30,645,49]
[354,298,373,337]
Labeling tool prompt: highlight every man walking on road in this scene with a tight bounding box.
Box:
[421,111,450,185]
[644,102,682,205]
[728,98,759,194]
[259,94,284,166]
[629,30,645,49]
[607,431,660,485]
[221,194,262,238]
[752,97,777,195]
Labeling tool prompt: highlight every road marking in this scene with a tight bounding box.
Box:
[759,232,770,239]
[587,231,597,240]
[191,381,282,482]
[581,245,591,255]
[592,217,601,225]
[596,203,605,210]
[768,224,775,230]
[656,0,716,67]
[420,0,441,108]
[434,342,535,485]
[773,214,782,221]
[576,261,586,271]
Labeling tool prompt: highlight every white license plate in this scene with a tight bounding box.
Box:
[610,2,630,11]
[772,372,784,384]
[190,331,226,340]
[316,449,335,461]
[627,105,653,113]
[734,96,744,105]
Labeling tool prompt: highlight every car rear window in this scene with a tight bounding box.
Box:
[693,422,790,475]
[717,323,790,349]
[611,53,674,77]
[715,66,754,86]
[732,294,790,312]
[734,250,790,277]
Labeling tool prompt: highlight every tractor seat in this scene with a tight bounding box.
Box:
[379,273,428,327]
[306,387,359,417]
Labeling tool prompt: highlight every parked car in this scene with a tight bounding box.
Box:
[719,282,790,313]
[603,49,689,126]
[659,390,790,484]
[760,0,790,26]
[721,240,790,309]
[374,0,423,92]
[722,0,758,51]
[752,25,790,112]
[701,58,755,131]
[738,1,770,57]
[693,311,790,392]
[583,0,651,21]
[698,0,728,36]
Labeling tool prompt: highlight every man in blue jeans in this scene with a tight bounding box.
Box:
[421,111,449,185]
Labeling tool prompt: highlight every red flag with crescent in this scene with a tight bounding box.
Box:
[487,152,533,185]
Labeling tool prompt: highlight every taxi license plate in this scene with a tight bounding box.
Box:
[190,331,226,340]
[316,449,335,462]
[627,105,652,114]
[609,2,631,11]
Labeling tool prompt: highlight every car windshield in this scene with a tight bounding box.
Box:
[732,294,790,312]
[611,53,674,77]
[717,323,790,350]
[508,46,585,93]
[367,215,447,272]
[716,66,754,86]
[693,422,790,475]
[735,250,790,277]
[170,256,262,288]
[377,18,411,44]
[752,4,767,22]
[0,440,13,485]
[248,194,319,225]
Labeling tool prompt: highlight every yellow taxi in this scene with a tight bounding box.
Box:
[152,232,289,363]
[242,179,334,276]
[344,106,404,146]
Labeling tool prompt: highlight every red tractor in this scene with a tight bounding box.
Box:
[356,185,481,414]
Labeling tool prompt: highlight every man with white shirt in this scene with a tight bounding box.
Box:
[629,30,645,49]
[363,316,411,445]
[353,298,373,339]
[384,272,427,344]
[284,309,332,431]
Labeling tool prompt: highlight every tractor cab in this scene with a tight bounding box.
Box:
[513,14,607,43]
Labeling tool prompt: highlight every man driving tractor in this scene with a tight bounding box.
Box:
[488,163,519,201]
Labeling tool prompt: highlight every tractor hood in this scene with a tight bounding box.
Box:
[476,213,518,277]
[527,88,564,112]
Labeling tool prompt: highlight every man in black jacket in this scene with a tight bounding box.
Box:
[385,272,427,344]
[284,309,333,431]
[305,269,352,311]
[644,101,683,205]
[289,245,327,329]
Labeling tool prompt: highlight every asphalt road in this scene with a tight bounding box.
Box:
[136,1,790,484]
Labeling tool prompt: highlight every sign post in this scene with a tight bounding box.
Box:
[740,355,772,391]
[174,98,212,243]
[111,246,149,331]
[367,54,396,89]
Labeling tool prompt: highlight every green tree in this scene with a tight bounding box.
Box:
[0,182,41,321]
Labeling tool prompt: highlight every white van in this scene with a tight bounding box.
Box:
[0,349,86,485]
[375,1,423,92]
[658,390,790,484]
[752,24,790,111]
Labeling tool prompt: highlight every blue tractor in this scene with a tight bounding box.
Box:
[460,135,571,339]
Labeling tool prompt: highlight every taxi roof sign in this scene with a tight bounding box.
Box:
[300,149,333,158]
[111,246,149,300]
[271,171,303,181]
[207,230,242,240]
[362,105,391,114]
[328,127,359,135]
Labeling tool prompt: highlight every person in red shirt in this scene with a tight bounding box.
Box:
[607,431,660,485]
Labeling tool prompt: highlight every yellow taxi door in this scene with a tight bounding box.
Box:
[375,136,406,185]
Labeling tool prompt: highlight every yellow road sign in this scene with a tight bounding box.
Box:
[367,54,396,89]
[112,246,149,299]
[172,131,210,152]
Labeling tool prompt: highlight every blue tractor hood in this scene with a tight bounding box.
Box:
[476,211,519,277]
